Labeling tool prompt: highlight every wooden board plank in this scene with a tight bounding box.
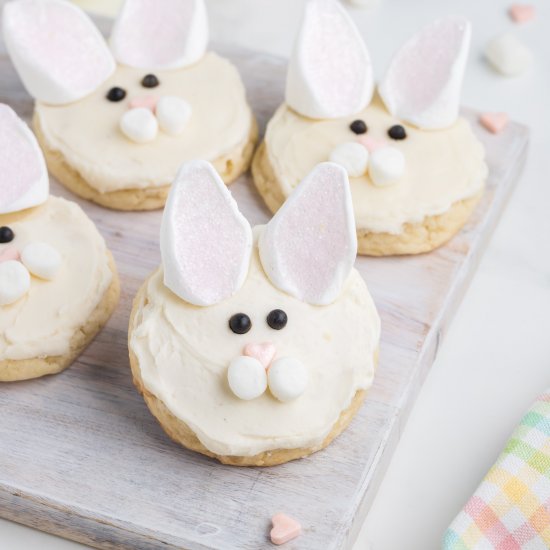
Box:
[0,41,528,550]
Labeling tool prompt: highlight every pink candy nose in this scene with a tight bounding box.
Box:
[244,342,276,369]
[358,135,388,152]
[129,95,158,112]
[0,246,20,263]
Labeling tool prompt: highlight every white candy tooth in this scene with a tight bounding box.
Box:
[368,147,405,187]
[156,96,192,136]
[329,142,369,178]
[227,356,267,401]
[0,260,31,306]
[120,108,158,143]
[20,242,62,280]
[267,357,308,402]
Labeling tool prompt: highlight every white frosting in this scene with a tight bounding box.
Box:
[35,53,253,193]
[3,0,115,105]
[130,243,380,457]
[0,197,112,360]
[264,96,488,234]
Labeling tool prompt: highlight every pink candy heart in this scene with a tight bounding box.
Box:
[357,135,388,152]
[129,95,158,112]
[270,513,301,546]
[244,342,276,369]
[479,112,509,134]
[0,246,20,263]
[509,4,535,23]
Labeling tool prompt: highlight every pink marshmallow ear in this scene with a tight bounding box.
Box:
[379,16,471,129]
[110,0,208,70]
[0,104,48,215]
[160,161,252,307]
[2,0,115,105]
[286,0,374,119]
[259,163,357,306]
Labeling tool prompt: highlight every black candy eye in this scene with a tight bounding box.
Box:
[267,309,288,330]
[106,87,126,102]
[0,226,14,243]
[229,313,252,334]
[141,74,160,88]
[388,125,407,140]
[350,119,368,135]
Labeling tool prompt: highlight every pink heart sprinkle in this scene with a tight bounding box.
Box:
[0,246,20,263]
[129,95,158,112]
[509,4,535,23]
[270,513,301,546]
[357,135,388,152]
[243,342,276,369]
[479,112,509,134]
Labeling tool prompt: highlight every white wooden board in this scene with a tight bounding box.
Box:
[0,41,528,550]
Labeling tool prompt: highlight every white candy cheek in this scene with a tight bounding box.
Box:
[120,107,158,143]
[227,356,268,401]
[0,260,31,306]
[329,142,369,178]
[20,242,62,280]
[267,357,308,403]
[368,147,406,187]
[156,96,192,136]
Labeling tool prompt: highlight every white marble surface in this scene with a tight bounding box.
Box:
[1,1,549,549]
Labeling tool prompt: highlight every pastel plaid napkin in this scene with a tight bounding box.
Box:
[444,390,550,549]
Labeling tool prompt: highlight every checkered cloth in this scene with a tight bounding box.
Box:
[444,390,550,549]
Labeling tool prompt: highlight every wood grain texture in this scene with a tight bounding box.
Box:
[0,36,529,550]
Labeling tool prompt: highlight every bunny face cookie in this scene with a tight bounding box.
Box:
[0,105,119,382]
[3,0,257,211]
[253,0,488,256]
[129,161,380,466]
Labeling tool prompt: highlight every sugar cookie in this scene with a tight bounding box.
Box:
[129,160,380,465]
[3,0,257,211]
[0,104,119,381]
[253,2,488,256]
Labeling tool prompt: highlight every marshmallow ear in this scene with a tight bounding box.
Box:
[0,104,48,215]
[379,16,471,129]
[286,0,374,119]
[259,163,357,306]
[111,0,208,70]
[160,161,252,307]
[2,0,115,105]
